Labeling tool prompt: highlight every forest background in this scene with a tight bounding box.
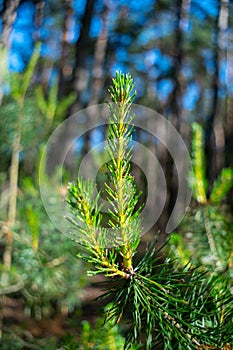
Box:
[0,0,233,348]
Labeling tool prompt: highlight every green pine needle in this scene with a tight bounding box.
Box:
[97,238,233,349]
[210,168,233,203]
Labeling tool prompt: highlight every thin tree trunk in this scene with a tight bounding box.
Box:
[222,0,233,168]
[205,2,221,185]
[169,0,183,130]
[73,0,95,98]
[2,99,23,285]
[165,0,189,232]
[1,2,22,338]
[1,0,21,48]
[59,0,74,90]
[0,98,23,340]
[81,4,110,169]
[215,0,229,173]
[88,5,110,106]
[34,0,45,39]
[47,0,95,175]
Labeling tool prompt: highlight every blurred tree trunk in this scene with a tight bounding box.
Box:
[1,0,21,48]
[88,5,109,106]
[164,0,190,234]
[47,0,95,175]
[57,0,95,100]
[58,0,74,94]
[81,3,110,159]
[72,0,95,103]
[170,0,183,130]
[221,0,233,168]
[225,99,233,166]
[34,0,45,38]
[64,0,110,170]
[64,0,95,171]
[224,1,233,211]
[205,1,226,185]
[215,0,229,172]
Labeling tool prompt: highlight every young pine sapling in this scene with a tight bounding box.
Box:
[67,72,233,350]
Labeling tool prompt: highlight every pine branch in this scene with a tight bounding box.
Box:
[67,73,233,349]
[105,72,140,270]
[99,239,233,349]
[210,168,233,203]
[190,122,208,204]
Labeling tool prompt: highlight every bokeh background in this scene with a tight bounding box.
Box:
[0,0,233,348]
[2,0,233,185]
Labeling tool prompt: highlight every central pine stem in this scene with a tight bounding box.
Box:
[116,108,132,270]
